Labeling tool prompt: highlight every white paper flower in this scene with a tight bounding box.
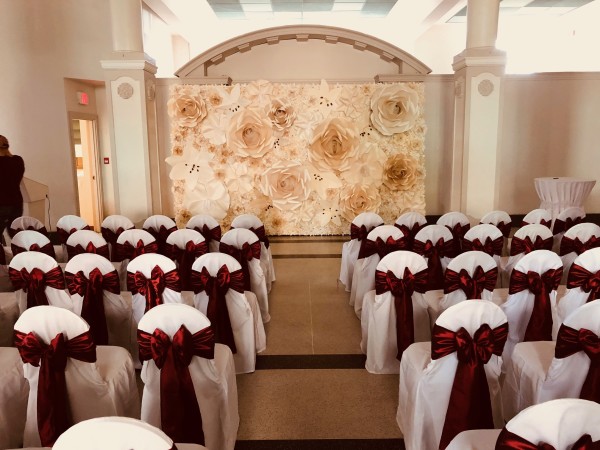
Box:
[313,198,342,227]
[307,168,343,200]
[370,84,419,135]
[339,184,382,222]
[341,143,385,185]
[309,117,359,173]
[186,179,230,220]
[227,108,274,158]
[245,80,273,107]
[312,79,342,116]
[168,90,207,128]
[268,98,296,132]
[261,161,311,211]
[224,162,254,195]
[201,114,228,145]
[166,148,215,191]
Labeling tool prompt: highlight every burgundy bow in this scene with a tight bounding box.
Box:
[491,220,512,238]
[358,235,408,260]
[463,236,504,257]
[127,266,181,313]
[560,236,600,256]
[510,235,553,256]
[496,429,600,450]
[414,237,456,290]
[146,225,177,255]
[11,241,56,259]
[394,223,424,251]
[9,266,65,309]
[14,330,96,447]
[444,266,498,299]
[249,225,270,249]
[101,226,129,244]
[113,239,159,262]
[65,269,120,345]
[57,225,91,245]
[190,265,244,353]
[193,224,222,246]
[375,267,428,359]
[66,241,110,261]
[555,324,600,403]
[138,325,214,445]
[446,223,471,255]
[219,241,261,291]
[521,219,551,229]
[165,241,208,291]
[509,268,562,342]
[431,322,509,449]
[553,216,583,235]
[351,223,382,257]
[567,264,600,303]
[8,225,49,238]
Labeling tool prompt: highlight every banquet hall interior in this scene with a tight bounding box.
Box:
[1,0,600,449]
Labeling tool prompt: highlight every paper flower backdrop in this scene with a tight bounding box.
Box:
[167,80,426,235]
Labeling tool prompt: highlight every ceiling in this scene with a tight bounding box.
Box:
[449,0,596,22]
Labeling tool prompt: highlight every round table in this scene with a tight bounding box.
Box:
[534,177,596,219]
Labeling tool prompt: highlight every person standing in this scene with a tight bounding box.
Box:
[0,135,25,244]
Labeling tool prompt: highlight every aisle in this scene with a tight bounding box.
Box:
[235,237,405,450]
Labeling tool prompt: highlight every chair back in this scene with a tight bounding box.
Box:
[11,230,56,259]
[521,208,552,228]
[394,211,427,250]
[143,215,177,256]
[413,224,455,290]
[186,214,222,252]
[480,210,512,238]
[66,229,110,260]
[8,215,48,238]
[56,215,90,245]
[114,229,158,263]
[165,229,207,290]
[553,206,585,235]
[463,224,504,259]
[437,211,470,255]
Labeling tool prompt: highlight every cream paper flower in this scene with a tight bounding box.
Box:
[186,180,230,220]
[245,80,273,107]
[339,184,382,222]
[261,161,311,211]
[307,167,342,200]
[224,162,254,195]
[382,153,423,192]
[340,142,385,185]
[370,84,419,135]
[166,148,215,191]
[227,108,274,158]
[268,98,296,132]
[168,90,207,128]
[201,114,228,145]
[309,117,359,173]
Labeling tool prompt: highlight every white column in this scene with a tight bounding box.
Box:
[466,0,501,49]
[109,0,144,52]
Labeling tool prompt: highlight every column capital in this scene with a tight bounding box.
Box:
[101,55,158,75]
[452,48,506,72]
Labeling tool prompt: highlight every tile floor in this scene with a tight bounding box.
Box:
[235,237,405,449]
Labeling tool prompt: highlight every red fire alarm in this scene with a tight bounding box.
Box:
[103,157,110,164]
[77,91,89,105]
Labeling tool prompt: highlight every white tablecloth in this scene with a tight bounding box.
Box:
[534,177,595,219]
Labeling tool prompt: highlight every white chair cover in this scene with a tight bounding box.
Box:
[65,229,110,259]
[394,211,427,250]
[351,225,407,317]
[165,228,207,296]
[502,300,600,422]
[53,416,207,450]
[231,213,275,289]
[138,304,239,450]
[10,230,56,259]
[14,306,139,447]
[437,211,471,254]
[8,251,72,314]
[463,224,504,268]
[143,215,178,256]
[220,228,270,323]
[521,208,552,228]
[339,212,383,292]
[114,229,158,268]
[101,215,135,261]
[0,291,19,346]
[552,206,586,253]
[558,223,600,283]
[187,214,222,253]
[361,251,430,374]
[557,247,600,328]
[397,300,507,450]
[413,224,455,292]
[191,253,265,374]
[56,215,90,263]
[480,210,513,259]
[8,216,48,238]
[503,223,554,286]
[501,249,562,367]
[0,347,28,449]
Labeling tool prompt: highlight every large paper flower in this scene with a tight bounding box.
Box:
[339,184,382,222]
[166,148,215,191]
[168,90,207,128]
[341,143,385,185]
[227,108,274,158]
[261,161,311,211]
[309,117,359,173]
[382,153,423,192]
[370,85,419,135]
[268,98,296,132]
[186,180,230,220]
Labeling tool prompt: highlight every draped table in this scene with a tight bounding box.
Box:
[534,177,596,220]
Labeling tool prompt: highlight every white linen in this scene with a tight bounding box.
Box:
[534,177,595,219]
[446,429,501,450]
[503,224,553,287]
[559,223,600,283]
[186,214,222,253]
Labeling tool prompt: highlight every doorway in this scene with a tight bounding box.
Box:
[69,116,102,231]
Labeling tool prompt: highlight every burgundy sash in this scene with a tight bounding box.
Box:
[65,269,120,345]
[375,267,428,359]
[9,266,66,309]
[444,266,498,299]
[496,428,599,450]
[553,216,583,235]
[127,266,181,313]
[219,241,261,291]
[491,220,512,238]
[145,225,177,255]
[445,223,470,255]
[8,225,49,238]
[521,219,551,229]
[66,241,110,261]
[193,224,222,247]
[190,265,244,353]
[463,236,504,257]
[555,324,600,403]
[165,241,208,291]
[510,235,553,256]
[237,225,270,249]
[358,235,408,260]
[431,322,508,449]
[11,241,56,259]
[138,325,214,446]
[560,236,600,256]
[351,223,382,257]
[0,247,5,265]
[394,223,424,251]
[101,226,131,244]
[113,239,159,262]
[567,264,600,303]
[413,237,456,290]
[509,268,562,342]
[14,330,96,447]
[57,225,90,245]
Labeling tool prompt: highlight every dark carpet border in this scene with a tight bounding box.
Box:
[255,354,366,370]
[235,439,405,450]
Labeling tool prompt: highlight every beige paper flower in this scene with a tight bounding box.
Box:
[309,117,359,173]
[339,184,382,222]
[168,92,207,128]
[261,161,311,211]
[268,98,296,131]
[370,85,419,135]
[227,108,274,158]
[382,153,423,192]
